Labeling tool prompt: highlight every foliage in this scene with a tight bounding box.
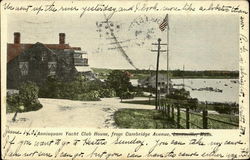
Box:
[167,88,190,100]
[73,91,101,101]
[7,94,23,113]
[92,68,239,79]
[18,81,39,106]
[7,82,42,113]
[120,91,134,99]
[171,69,239,78]
[187,98,198,111]
[134,90,145,97]
[98,88,116,98]
[39,76,107,101]
[106,70,133,97]
[39,76,63,98]
[84,80,104,92]
[214,103,239,114]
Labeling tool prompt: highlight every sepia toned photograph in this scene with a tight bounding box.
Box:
[5,12,239,129]
[1,1,249,160]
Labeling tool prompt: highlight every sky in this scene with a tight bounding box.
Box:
[7,13,239,70]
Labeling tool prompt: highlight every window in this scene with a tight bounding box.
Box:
[19,62,28,76]
[48,62,57,75]
[83,58,88,66]
[41,52,47,61]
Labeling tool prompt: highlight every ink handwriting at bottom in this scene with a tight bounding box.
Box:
[146,148,176,158]
[127,152,142,158]
[3,136,16,158]
[113,136,145,152]
[189,138,205,145]
[87,146,122,159]
[54,141,70,158]
[201,145,224,158]
[146,140,176,158]
[148,139,168,154]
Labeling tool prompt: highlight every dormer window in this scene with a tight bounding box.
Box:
[48,62,57,75]
[41,52,47,61]
[19,62,28,76]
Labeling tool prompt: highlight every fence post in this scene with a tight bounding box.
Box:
[177,105,180,128]
[186,107,190,129]
[158,99,162,111]
[162,100,164,114]
[167,104,170,117]
[161,99,163,111]
[171,105,174,120]
[164,102,167,116]
[203,109,208,129]
[162,100,164,111]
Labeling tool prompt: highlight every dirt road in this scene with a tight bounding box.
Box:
[6,97,154,128]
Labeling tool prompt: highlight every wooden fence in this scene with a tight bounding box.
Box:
[158,99,239,129]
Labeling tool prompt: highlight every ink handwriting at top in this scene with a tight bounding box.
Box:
[199,3,248,14]
[44,2,57,12]
[240,34,248,43]
[240,16,245,30]
[2,1,249,16]
[3,3,15,10]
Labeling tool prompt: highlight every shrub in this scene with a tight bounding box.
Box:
[166,88,190,100]
[39,76,105,101]
[85,80,104,91]
[120,91,134,99]
[18,81,39,107]
[214,104,238,114]
[7,93,22,113]
[74,91,101,101]
[7,82,42,114]
[98,88,116,98]
[187,98,198,111]
[210,102,238,114]
[26,102,43,111]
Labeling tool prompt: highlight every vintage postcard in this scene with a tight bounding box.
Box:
[1,0,249,159]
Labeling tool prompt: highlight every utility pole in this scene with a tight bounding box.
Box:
[151,38,167,110]
[183,65,185,89]
[166,20,170,95]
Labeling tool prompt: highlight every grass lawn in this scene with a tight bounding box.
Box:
[114,109,177,129]
[114,108,239,129]
[176,111,238,129]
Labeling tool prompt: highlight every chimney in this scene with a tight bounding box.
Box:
[14,32,20,44]
[59,33,65,44]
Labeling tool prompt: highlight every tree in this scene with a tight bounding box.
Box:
[105,70,133,97]
[7,93,24,121]
[19,81,39,107]
[7,81,41,121]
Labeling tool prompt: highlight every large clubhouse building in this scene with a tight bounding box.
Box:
[7,32,92,89]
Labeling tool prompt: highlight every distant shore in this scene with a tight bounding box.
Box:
[92,68,239,79]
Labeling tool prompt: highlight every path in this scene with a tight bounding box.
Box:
[6,97,154,128]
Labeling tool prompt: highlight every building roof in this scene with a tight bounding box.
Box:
[7,43,80,62]
[75,66,92,72]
